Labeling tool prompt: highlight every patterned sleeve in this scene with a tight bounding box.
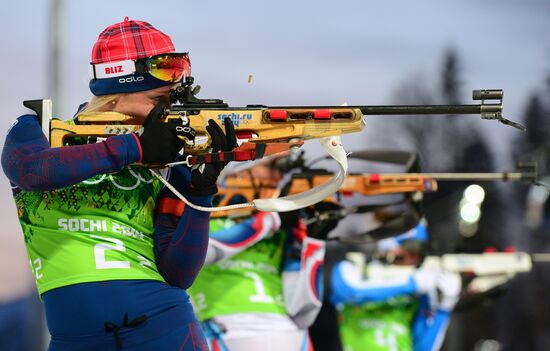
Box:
[153,166,213,289]
[204,212,281,265]
[1,114,141,191]
[330,260,417,305]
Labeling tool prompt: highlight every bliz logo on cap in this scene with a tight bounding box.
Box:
[90,60,137,79]
[105,65,123,75]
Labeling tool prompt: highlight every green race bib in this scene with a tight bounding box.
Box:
[338,296,418,351]
[189,218,288,320]
[16,166,165,295]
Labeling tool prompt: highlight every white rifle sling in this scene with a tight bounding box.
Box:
[253,136,348,212]
[151,136,349,213]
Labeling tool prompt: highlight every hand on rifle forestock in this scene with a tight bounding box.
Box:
[188,117,237,196]
[138,103,195,165]
[278,202,342,242]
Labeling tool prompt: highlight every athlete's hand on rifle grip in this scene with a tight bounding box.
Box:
[189,118,237,196]
[138,102,188,165]
[278,210,301,230]
[305,201,343,240]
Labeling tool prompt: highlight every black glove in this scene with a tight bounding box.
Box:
[304,201,343,240]
[138,103,193,165]
[189,118,237,196]
[278,210,301,230]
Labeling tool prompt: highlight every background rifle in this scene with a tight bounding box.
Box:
[213,173,437,218]
[346,250,549,295]
[213,159,536,222]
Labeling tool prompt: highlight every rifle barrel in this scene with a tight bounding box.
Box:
[422,172,524,181]
[253,104,493,115]
[359,104,486,115]
[532,254,550,263]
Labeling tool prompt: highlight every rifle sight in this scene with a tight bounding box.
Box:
[473,89,503,101]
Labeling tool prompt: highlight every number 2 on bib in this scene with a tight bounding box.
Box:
[90,235,130,269]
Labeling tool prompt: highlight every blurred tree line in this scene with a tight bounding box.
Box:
[311,48,550,351]
[398,49,550,351]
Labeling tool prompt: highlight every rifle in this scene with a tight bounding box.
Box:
[297,162,534,209]
[165,80,525,155]
[21,78,524,213]
[346,251,547,295]
[212,159,537,221]
[426,252,550,297]
[25,77,522,155]
[213,172,437,218]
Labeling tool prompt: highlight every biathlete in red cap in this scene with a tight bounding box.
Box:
[2,18,236,350]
